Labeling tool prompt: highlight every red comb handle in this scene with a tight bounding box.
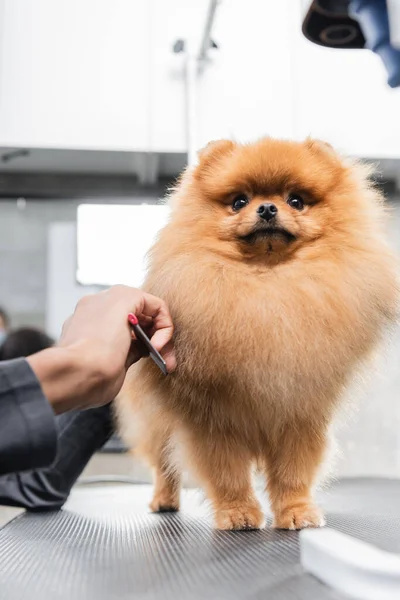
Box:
[128,313,139,326]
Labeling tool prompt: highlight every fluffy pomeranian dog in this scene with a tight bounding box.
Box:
[117,137,398,530]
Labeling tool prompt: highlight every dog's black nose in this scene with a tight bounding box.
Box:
[257,203,278,221]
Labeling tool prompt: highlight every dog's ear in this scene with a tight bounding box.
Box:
[196,139,236,175]
[305,138,337,158]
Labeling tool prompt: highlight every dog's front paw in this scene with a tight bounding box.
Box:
[273,502,325,530]
[215,503,265,531]
[150,491,180,513]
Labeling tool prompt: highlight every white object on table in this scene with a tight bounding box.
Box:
[300,528,400,600]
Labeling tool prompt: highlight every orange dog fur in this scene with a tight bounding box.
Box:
[117,137,398,530]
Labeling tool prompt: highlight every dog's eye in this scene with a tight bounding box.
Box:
[232,194,249,211]
[287,194,304,211]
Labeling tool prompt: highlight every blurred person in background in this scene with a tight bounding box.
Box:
[0,327,54,361]
[0,307,10,346]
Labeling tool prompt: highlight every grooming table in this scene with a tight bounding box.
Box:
[0,478,399,599]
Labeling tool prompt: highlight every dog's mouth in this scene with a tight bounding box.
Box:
[239,227,296,245]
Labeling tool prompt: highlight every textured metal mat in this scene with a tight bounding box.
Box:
[0,478,399,600]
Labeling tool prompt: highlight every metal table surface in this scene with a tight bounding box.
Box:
[0,478,399,600]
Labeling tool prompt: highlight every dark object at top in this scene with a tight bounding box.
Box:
[303,0,366,48]
[351,0,400,88]
[0,327,54,361]
[303,0,400,88]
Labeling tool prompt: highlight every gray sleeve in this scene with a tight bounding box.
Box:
[0,404,113,510]
[0,358,57,476]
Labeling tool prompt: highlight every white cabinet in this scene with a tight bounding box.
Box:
[197,0,296,147]
[0,0,210,154]
[2,0,398,159]
[0,0,307,157]
[0,0,298,155]
[0,0,151,151]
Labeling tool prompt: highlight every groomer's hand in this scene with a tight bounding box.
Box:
[28,286,175,414]
[60,285,176,372]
